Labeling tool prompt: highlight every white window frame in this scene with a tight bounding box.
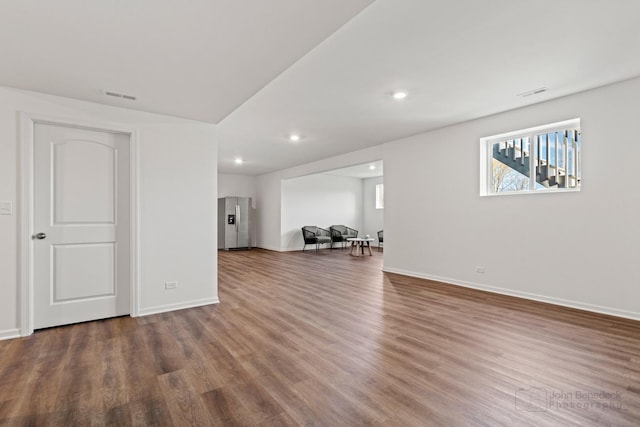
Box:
[480,118,581,196]
[375,183,384,209]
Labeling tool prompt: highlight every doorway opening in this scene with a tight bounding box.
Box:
[280,160,383,252]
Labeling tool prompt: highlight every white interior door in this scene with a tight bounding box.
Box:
[33,123,130,329]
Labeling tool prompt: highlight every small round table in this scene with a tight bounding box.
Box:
[347,238,375,256]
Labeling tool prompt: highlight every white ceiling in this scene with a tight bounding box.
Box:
[0,0,373,122]
[2,1,640,176]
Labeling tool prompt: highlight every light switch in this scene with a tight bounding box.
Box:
[0,201,13,215]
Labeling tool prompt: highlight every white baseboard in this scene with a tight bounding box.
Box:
[256,244,341,252]
[255,245,283,252]
[0,329,21,341]
[283,246,336,252]
[137,297,220,317]
[383,267,640,322]
[256,245,305,252]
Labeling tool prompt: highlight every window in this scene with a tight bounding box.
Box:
[480,119,581,195]
[375,184,384,209]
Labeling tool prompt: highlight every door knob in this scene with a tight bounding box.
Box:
[33,232,47,240]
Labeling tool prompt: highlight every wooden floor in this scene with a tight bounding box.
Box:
[1,248,639,426]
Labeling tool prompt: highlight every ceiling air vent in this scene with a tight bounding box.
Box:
[103,90,137,101]
[518,87,548,98]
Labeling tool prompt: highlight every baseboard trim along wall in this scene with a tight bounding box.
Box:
[254,245,282,252]
[256,245,310,252]
[138,297,220,317]
[383,267,640,322]
[277,246,337,252]
[0,299,220,341]
[282,246,305,252]
[0,329,21,341]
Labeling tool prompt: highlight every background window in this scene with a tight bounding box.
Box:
[375,184,384,209]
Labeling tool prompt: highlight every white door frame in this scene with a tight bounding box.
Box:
[18,112,139,336]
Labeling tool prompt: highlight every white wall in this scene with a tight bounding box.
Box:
[281,174,363,251]
[137,124,217,315]
[362,176,384,240]
[383,77,640,320]
[0,87,218,338]
[218,173,257,204]
[255,171,283,251]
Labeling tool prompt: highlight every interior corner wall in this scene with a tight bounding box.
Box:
[362,176,384,239]
[255,171,283,251]
[0,87,218,338]
[382,77,640,320]
[281,174,363,251]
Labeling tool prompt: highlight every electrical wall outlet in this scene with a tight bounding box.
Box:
[165,281,178,290]
[475,266,485,273]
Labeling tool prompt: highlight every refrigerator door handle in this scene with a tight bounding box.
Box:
[235,204,240,232]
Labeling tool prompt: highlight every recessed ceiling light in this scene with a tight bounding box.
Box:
[289,134,301,142]
[392,91,408,100]
[234,158,243,165]
[369,165,376,170]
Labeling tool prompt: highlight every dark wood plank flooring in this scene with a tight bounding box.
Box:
[0,248,638,426]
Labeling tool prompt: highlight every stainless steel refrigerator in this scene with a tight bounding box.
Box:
[218,197,252,250]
